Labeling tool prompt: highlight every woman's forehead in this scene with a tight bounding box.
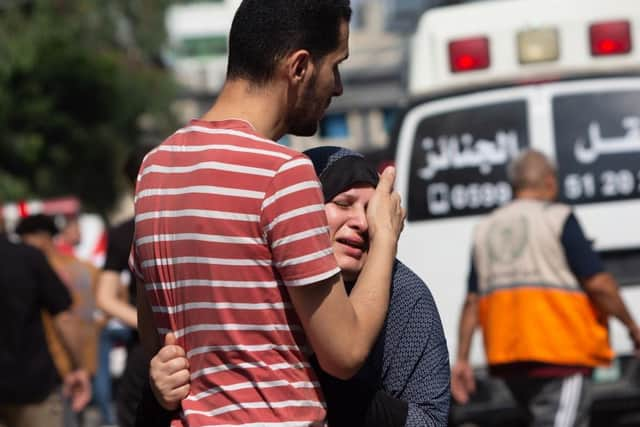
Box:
[332,183,376,198]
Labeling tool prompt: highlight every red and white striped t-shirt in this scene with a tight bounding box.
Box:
[130,119,340,426]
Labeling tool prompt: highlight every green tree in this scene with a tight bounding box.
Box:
[0,0,177,214]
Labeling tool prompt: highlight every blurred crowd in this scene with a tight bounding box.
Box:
[0,146,152,427]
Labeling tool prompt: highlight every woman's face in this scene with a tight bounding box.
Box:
[324,183,375,282]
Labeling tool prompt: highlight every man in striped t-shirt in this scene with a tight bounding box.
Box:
[130,1,405,425]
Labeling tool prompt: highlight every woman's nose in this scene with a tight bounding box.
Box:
[349,207,368,232]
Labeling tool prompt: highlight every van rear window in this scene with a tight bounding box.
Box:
[553,90,640,205]
[407,100,529,221]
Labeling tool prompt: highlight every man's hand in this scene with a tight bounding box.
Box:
[63,369,91,412]
[366,166,405,244]
[150,332,191,410]
[451,360,476,404]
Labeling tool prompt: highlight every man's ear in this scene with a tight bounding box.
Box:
[543,173,559,200]
[286,49,312,84]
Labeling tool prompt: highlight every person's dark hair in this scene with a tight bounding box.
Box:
[15,214,58,237]
[124,145,154,187]
[227,0,352,84]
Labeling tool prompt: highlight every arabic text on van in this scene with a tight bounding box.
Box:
[574,116,640,164]
[418,130,520,180]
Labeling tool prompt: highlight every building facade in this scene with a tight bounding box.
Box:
[165,0,439,153]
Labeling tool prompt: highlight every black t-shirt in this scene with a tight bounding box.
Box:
[105,219,149,427]
[104,218,136,306]
[0,234,72,403]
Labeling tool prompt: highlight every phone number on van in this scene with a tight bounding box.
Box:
[426,181,512,216]
[564,169,640,201]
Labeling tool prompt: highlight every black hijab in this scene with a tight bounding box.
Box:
[303,146,379,202]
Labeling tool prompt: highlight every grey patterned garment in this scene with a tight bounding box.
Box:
[304,145,451,426]
[357,260,451,426]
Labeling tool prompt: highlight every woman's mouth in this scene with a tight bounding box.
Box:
[336,237,367,256]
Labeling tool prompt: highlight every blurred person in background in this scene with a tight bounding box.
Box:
[451,149,640,427]
[0,208,91,427]
[145,147,450,427]
[96,145,153,427]
[15,214,99,427]
[55,213,83,257]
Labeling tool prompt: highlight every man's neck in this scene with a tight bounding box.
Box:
[36,241,57,258]
[201,79,287,141]
[515,189,551,201]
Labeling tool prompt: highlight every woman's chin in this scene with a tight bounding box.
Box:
[339,265,361,283]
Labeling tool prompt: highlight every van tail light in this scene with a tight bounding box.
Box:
[448,37,490,73]
[590,20,632,56]
[517,28,559,64]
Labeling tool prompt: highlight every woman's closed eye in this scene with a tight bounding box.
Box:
[332,195,356,208]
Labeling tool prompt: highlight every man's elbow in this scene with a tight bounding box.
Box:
[464,292,479,308]
[583,272,618,297]
[95,292,108,312]
[54,310,75,328]
[316,348,367,380]
[52,310,83,365]
[95,272,117,312]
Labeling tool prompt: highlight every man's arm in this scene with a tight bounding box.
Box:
[582,272,640,355]
[99,222,138,327]
[32,247,84,367]
[287,167,403,380]
[288,234,399,381]
[96,270,137,327]
[51,310,92,411]
[51,310,85,369]
[51,309,92,409]
[451,292,479,404]
[31,246,91,410]
[560,213,640,355]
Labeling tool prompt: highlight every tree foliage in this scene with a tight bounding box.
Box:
[0,0,177,214]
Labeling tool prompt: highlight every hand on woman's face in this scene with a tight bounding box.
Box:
[324,184,375,282]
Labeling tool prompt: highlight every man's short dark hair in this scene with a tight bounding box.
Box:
[15,214,58,237]
[227,0,351,84]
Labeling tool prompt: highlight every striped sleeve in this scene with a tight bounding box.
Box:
[261,155,340,287]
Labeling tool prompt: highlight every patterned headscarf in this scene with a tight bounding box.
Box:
[303,146,379,202]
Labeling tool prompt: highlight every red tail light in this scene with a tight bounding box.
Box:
[448,37,490,72]
[590,20,632,56]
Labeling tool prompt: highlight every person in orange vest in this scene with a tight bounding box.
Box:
[451,149,640,427]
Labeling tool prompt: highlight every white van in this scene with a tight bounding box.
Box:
[391,0,640,424]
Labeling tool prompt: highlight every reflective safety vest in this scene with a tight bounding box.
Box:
[472,199,613,367]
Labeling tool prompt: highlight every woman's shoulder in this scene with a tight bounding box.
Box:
[393,260,430,292]
[391,259,437,308]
